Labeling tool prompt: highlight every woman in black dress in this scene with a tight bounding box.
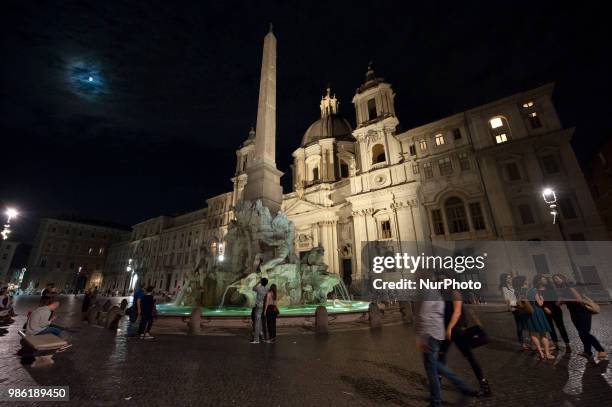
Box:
[534,275,571,353]
[553,274,606,360]
[264,284,278,343]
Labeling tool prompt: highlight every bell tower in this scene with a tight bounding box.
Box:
[352,62,397,128]
[351,62,401,173]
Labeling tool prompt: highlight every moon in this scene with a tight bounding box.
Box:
[65,58,107,100]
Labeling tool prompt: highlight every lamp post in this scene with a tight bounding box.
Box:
[2,207,18,240]
[217,243,225,263]
[125,258,134,296]
[542,188,580,282]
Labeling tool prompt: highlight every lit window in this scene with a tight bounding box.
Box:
[423,162,433,179]
[489,117,504,129]
[438,157,452,175]
[435,134,445,146]
[522,101,534,108]
[420,140,427,151]
[495,133,508,144]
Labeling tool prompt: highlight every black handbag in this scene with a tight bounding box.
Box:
[462,307,490,348]
[462,325,490,348]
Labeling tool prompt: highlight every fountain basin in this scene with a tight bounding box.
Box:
[157,300,369,317]
[156,300,371,328]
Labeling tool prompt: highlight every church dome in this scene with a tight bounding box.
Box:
[301,87,354,147]
[301,114,354,146]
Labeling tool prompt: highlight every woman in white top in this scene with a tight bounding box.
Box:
[499,273,527,350]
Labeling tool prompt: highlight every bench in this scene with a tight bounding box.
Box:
[18,330,69,367]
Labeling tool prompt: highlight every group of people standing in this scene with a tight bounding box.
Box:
[500,273,607,360]
[250,277,279,344]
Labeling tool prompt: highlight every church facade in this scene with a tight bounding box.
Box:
[101,65,607,297]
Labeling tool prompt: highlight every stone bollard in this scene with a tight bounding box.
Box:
[399,301,413,324]
[86,306,99,325]
[315,305,328,334]
[189,307,201,335]
[105,306,122,330]
[369,303,383,329]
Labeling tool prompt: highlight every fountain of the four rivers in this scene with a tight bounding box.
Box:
[156,26,368,324]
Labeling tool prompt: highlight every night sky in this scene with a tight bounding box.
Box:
[1,1,611,243]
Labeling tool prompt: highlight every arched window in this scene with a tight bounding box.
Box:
[340,161,349,178]
[445,197,469,233]
[372,144,386,164]
[489,116,510,144]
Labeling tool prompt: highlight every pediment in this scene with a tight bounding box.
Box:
[284,199,323,216]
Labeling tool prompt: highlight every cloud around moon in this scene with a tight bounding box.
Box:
[65,58,108,100]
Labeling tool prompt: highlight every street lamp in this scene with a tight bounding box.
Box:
[542,187,579,282]
[5,208,18,222]
[2,207,19,240]
[218,243,224,262]
[542,188,558,224]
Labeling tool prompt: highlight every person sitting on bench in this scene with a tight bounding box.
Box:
[26,300,63,337]
[0,286,16,319]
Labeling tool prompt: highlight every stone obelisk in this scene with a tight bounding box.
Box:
[243,24,283,213]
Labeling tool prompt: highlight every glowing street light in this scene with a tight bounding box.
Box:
[542,188,558,224]
[5,208,18,222]
[2,207,19,240]
[218,243,225,262]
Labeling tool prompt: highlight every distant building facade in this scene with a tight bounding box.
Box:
[101,193,232,294]
[25,218,130,291]
[586,140,612,240]
[1,240,30,288]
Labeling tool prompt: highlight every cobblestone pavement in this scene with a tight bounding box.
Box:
[1,295,611,407]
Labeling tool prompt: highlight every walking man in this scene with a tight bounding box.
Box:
[416,288,479,407]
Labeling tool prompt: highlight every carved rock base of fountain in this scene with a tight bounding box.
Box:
[226,261,342,308]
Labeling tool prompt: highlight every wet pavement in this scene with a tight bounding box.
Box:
[1,295,611,406]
